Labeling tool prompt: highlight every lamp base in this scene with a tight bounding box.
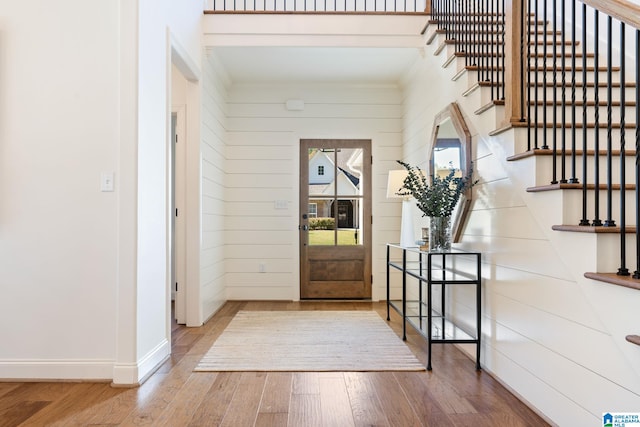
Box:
[399,199,415,247]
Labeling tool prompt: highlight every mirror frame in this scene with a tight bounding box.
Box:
[429,102,472,243]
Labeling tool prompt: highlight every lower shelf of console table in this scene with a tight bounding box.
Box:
[386,244,482,371]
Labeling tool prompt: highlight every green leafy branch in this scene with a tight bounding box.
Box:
[396,160,477,218]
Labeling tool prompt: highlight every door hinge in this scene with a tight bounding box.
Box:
[175,134,178,144]
[175,208,178,217]
[371,275,373,284]
[175,282,178,292]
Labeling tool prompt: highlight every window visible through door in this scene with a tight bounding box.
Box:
[299,139,372,299]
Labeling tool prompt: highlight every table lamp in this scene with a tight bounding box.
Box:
[386,170,415,248]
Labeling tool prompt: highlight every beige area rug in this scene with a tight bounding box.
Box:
[195,310,425,372]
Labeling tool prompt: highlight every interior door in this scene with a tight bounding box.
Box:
[299,139,372,299]
[171,108,186,324]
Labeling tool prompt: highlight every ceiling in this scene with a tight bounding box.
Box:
[211,46,423,85]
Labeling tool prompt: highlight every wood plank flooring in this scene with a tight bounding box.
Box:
[0,301,550,426]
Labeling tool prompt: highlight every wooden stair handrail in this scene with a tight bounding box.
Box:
[579,0,640,30]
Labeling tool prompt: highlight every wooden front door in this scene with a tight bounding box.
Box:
[299,139,372,299]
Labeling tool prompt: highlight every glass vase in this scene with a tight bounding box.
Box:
[429,216,452,252]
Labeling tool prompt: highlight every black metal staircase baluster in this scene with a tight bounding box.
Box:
[491,0,502,100]
[496,0,500,99]
[445,0,450,40]
[634,29,640,279]
[569,0,579,183]
[551,0,558,184]
[468,0,472,67]
[604,16,615,227]
[473,0,478,69]
[483,0,488,83]
[490,0,494,85]
[619,23,629,276]
[541,0,549,150]
[523,0,529,127]
[593,9,602,226]
[460,0,471,66]
[501,0,505,100]
[534,0,540,150]
[580,3,590,226]
[460,0,465,66]
[560,0,568,184]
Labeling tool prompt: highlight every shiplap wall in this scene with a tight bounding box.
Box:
[223,82,404,301]
[201,53,228,320]
[398,38,640,425]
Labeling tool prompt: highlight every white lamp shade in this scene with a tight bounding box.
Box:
[386,170,409,198]
[387,169,416,247]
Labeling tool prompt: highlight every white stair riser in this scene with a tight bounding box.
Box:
[559,188,637,226]
[551,228,639,277]
[528,85,636,101]
[470,69,620,85]
[531,105,637,124]
[517,127,635,153]
[531,152,637,187]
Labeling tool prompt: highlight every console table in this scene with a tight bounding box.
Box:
[386,244,482,370]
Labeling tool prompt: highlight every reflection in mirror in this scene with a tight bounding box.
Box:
[429,103,472,242]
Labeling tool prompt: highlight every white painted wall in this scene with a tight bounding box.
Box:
[0,0,120,379]
[398,29,640,426]
[125,0,204,381]
[0,0,204,383]
[222,81,403,301]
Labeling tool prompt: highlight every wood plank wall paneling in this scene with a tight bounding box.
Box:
[398,30,640,425]
[201,54,230,319]
[224,81,404,301]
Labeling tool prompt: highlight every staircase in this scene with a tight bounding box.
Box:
[424,0,640,352]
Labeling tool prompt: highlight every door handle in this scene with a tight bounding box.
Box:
[299,225,309,231]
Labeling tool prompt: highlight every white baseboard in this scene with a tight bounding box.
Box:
[0,359,113,381]
[0,340,170,385]
[113,339,170,386]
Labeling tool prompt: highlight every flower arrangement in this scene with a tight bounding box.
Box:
[395,160,477,218]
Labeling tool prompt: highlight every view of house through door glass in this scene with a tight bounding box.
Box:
[300,139,372,299]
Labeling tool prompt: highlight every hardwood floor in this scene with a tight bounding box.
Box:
[0,301,550,426]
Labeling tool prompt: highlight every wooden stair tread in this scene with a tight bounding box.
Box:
[584,272,640,290]
[528,183,635,192]
[553,224,636,233]
[475,99,504,115]
[626,335,640,345]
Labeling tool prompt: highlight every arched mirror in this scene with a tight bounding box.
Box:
[429,102,472,242]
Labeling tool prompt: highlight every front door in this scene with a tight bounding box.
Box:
[299,139,372,299]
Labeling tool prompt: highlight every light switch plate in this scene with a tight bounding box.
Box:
[101,172,115,192]
[274,200,288,209]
